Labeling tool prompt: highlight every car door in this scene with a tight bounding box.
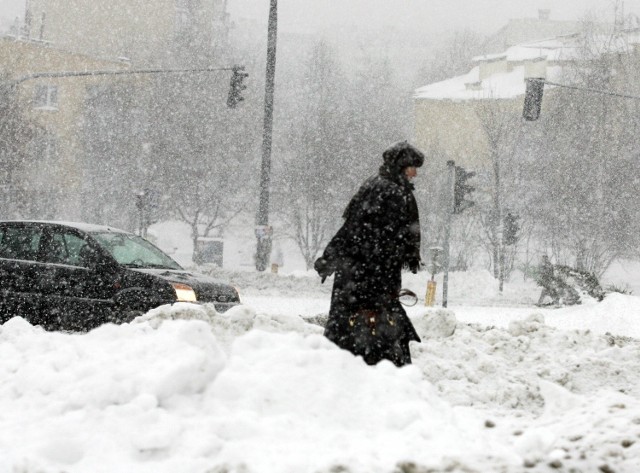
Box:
[37,226,117,330]
[0,223,45,324]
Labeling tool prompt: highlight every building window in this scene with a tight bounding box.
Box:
[33,84,58,109]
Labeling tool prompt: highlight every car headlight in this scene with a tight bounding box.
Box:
[171,283,197,302]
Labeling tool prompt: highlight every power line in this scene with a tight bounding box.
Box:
[531,77,640,102]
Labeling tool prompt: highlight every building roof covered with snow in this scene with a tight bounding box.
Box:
[481,9,581,53]
[412,24,640,169]
[414,29,640,102]
[414,35,580,101]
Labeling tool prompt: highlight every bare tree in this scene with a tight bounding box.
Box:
[275,41,355,269]
[82,83,155,230]
[147,72,253,263]
[524,18,640,276]
[416,29,487,86]
[473,100,522,290]
[273,41,415,269]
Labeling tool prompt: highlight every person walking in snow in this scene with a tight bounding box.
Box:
[536,255,559,305]
[314,141,424,367]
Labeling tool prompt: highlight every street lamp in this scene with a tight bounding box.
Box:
[255,0,278,271]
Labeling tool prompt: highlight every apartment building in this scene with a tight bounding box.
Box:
[0,37,130,218]
[412,12,624,171]
[23,0,227,66]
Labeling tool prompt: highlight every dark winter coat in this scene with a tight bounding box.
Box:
[314,141,424,367]
[536,257,555,289]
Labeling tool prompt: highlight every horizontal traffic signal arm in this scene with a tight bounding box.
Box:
[523,77,640,121]
[8,66,242,86]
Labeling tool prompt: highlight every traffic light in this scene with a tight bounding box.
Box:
[227,65,248,108]
[453,165,475,214]
[523,77,545,121]
[503,212,520,245]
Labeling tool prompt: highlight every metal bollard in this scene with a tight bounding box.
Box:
[425,280,436,306]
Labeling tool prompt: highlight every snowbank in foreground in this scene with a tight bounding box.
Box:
[1,299,640,472]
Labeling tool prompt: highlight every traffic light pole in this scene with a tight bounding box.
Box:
[255,0,278,271]
[442,160,455,308]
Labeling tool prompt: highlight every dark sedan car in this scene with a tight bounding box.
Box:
[0,220,240,331]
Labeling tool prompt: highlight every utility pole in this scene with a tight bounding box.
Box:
[442,160,455,308]
[255,0,278,271]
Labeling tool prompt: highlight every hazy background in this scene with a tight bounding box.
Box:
[3,0,639,74]
[2,0,640,37]
[226,0,640,34]
[2,0,640,274]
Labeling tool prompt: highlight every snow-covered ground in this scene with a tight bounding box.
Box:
[1,221,640,472]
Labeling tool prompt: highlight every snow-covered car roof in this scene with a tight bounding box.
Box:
[0,220,130,234]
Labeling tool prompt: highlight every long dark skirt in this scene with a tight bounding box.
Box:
[324,268,420,367]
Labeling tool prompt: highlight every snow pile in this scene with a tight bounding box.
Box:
[546,292,640,336]
[0,309,510,473]
[0,316,227,472]
[135,302,322,351]
[2,296,640,472]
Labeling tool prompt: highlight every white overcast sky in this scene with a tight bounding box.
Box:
[0,0,640,42]
[226,0,640,35]
[1,0,639,37]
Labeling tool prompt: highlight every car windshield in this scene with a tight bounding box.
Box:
[91,232,182,270]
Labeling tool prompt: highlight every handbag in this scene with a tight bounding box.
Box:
[347,305,405,366]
